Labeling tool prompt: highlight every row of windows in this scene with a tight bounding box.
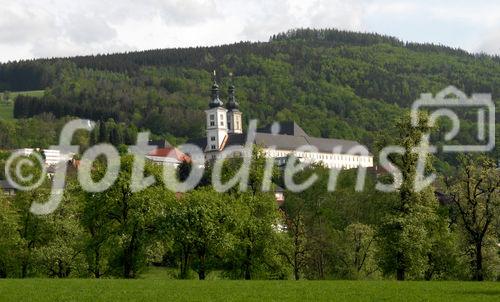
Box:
[209,114,225,120]
[209,114,241,129]
[277,159,370,169]
[204,152,373,168]
[270,150,372,163]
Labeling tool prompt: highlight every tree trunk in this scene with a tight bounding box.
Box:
[293,223,301,280]
[317,251,325,279]
[180,247,190,279]
[244,247,251,280]
[396,252,405,281]
[94,249,101,278]
[21,261,28,278]
[123,248,133,278]
[58,260,63,278]
[293,237,300,279]
[123,237,135,278]
[294,266,300,280]
[0,266,6,278]
[474,242,484,281]
[396,268,405,281]
[198,252,206,280]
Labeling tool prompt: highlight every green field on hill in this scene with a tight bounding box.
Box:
[0,102,13,120]
[0,280,499,302]
[0,90,44,120]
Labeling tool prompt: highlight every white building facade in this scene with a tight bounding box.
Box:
[188,80,374,170]
[16,148,74,166]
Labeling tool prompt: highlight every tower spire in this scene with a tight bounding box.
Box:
[209,70,223,108]
[226,72,242,134]
[205,69,228,152]
[227,72,239,110]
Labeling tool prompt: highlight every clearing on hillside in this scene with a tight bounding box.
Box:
[0,90,45,120]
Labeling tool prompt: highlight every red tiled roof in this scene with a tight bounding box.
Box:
[148,148,191,162]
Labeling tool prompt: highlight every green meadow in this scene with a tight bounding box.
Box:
[0,102,13,120]
[0,279,499,302]
[0,90,44,120]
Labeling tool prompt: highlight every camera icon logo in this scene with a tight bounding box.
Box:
[411,86,495,153]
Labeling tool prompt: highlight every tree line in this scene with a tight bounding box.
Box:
[1,116,499,280]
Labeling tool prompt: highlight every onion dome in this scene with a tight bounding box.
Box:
[227,85,239,110]
[208,81,224,108]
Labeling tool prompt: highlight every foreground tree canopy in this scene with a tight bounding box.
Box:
[0,143,499,280]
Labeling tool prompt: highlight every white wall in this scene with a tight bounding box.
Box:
[16,148,74,166]
[263,148,373,169]
[200,147,374,170]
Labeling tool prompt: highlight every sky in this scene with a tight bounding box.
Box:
[1,0,500,62]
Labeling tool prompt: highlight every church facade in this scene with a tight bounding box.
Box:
[188,80,374,170]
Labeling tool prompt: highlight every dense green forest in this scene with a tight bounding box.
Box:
[1,135,499,281]
[0,28,498,162]
[0,29,499,281]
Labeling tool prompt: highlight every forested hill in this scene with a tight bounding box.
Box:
[0,28,499,159]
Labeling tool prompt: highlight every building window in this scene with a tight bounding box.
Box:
[210,114,214,120]
[236,120,239,129]
[211,145,216,150]
[220,121,224,126]
[211,136,215,141]
[228,121,231,129]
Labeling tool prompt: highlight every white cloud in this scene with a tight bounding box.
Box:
[30,36,135,59]
[0,4,57,45]
[477,30,500,55]
[0,0,500,62]
[366,2,419,15]
[63,14,117,44]
[157,0,218,25]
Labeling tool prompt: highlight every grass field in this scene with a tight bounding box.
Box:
[0,102,13,120]
[0,90,45,100]
[0,279,499,301]
[0,90,44,120]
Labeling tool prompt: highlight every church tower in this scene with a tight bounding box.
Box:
[226,84,242,134]
[205,73,228,151]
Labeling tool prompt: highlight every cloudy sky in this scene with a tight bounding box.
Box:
[1,0,500,62]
